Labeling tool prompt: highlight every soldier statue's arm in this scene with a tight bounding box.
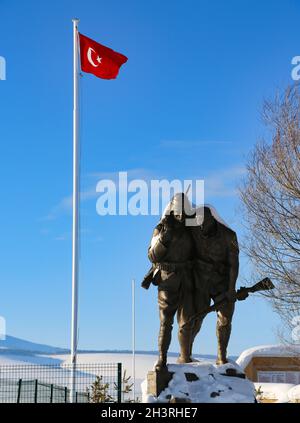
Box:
[142,217,175,289]
[148,217,174,263]
[226,231,239,301]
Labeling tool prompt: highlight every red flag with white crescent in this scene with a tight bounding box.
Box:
[79,33,128,80]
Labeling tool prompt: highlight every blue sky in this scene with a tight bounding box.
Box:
[0,0,298,355]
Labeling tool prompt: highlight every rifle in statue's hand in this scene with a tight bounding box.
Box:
[182,277,274,328]
[141,266,155,290]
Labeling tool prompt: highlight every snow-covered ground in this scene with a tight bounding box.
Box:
[287,385,300,402]
[254,383,296,403]
[0,352,63,366]
[51,352,178,377]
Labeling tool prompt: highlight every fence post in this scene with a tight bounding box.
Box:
[50,384,53,403]
[34,379,38,403]
[117,363,122,403]
[17,379,22,403]
[64,387,68,403]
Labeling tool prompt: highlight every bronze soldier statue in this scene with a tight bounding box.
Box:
[146,193,195,370]
[143,198,273,375]
[190,206,239,365]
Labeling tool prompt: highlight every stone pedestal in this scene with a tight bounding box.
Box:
[147,368,174,397]
[142,361,256,403]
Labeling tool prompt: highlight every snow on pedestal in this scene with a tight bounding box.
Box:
[141,361,256,403]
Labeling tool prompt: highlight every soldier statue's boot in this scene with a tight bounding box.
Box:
[216,352,228,365]
[177,329,193,364]
[155,353,167,371]
[216,321,232,365]
[177,355,193,364]
[155,326,172,372]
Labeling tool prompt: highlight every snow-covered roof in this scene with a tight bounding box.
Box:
[237,344,300,370]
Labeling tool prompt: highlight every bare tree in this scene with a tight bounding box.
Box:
[239,85,300,337]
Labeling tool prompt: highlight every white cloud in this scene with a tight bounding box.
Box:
[203,166,246,199]
[54,234,68,241]
[41,168,156,220]
[160,140,234,149]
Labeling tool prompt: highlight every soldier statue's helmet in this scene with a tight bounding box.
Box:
[192,204,231,228]
[163,192,194,219]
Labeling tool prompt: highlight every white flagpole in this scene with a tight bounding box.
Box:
[132,279,136,402]
[71,17,80,402]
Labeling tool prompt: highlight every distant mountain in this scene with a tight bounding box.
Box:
[0,335,68,355]
[76,349,221,360]
[0,335,237,360]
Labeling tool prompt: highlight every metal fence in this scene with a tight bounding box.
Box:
[0,363,122,403]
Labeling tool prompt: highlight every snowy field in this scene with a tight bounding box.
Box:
[1,351,298,403]
[1,337,300,402]
[0,351,214,401]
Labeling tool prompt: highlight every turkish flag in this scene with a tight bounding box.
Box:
[79,33,128,80]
